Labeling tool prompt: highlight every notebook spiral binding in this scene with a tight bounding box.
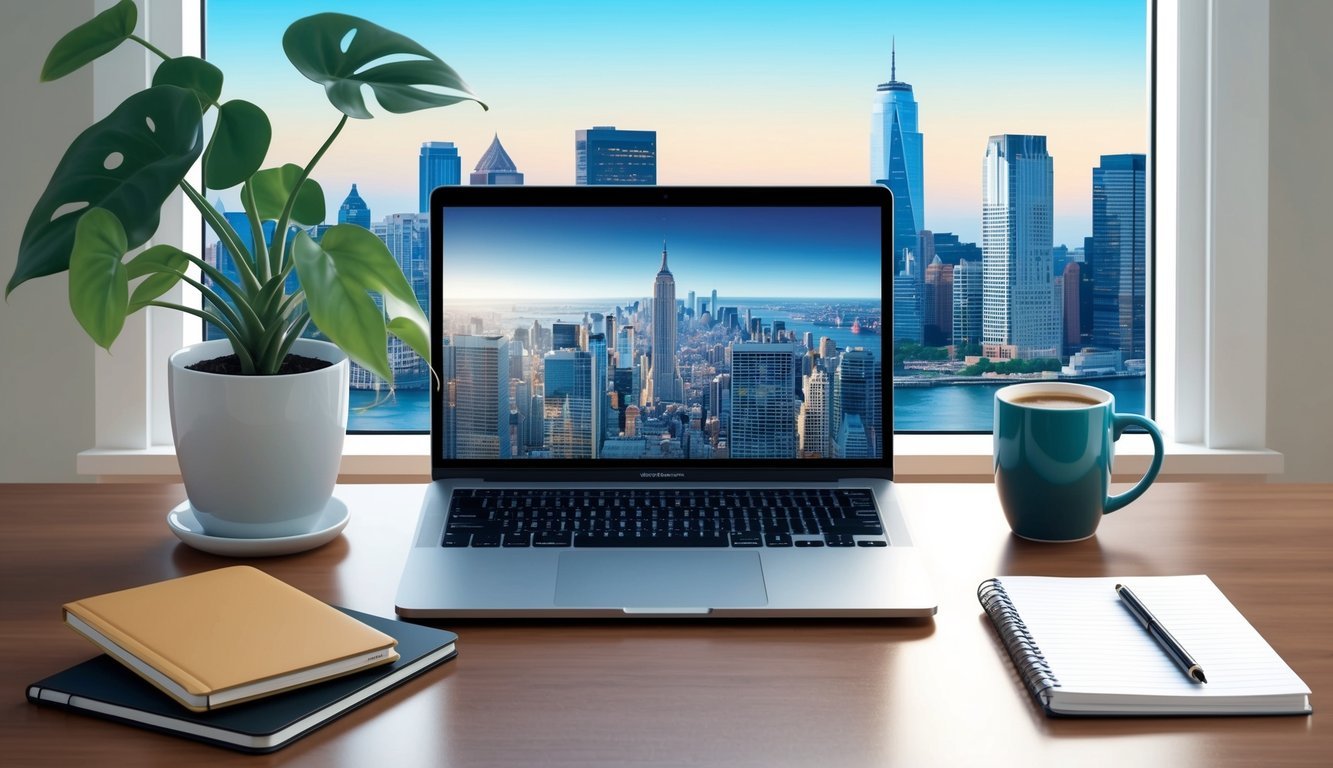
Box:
[977,578,1060,707]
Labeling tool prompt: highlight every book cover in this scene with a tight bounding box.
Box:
[62,566,399,711]
[28,608,458,754]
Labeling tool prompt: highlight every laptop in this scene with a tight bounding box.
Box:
[395,185,937,618]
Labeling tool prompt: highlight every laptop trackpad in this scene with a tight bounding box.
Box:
[554,551,768,609]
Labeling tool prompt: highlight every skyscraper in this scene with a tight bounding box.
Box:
[730,343,799,459]
[544,349,593,458]
[469,134,524,185]
[833,347,882,459]
[337,184,370,228]
[441,335,511,458]
[1090,153,1147,362]
[893,248,924,344]
[923,255,954,346]
[648,244,682,405]
[575,126,656,185]
[870,41,924,275]
[1062,261,1083,355]
[798,365,831,458]
[588,333,608,458]
[418,141,460,212]
[981,134,1060,360]
[952,258,983,349]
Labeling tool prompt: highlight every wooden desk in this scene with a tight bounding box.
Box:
[1,483,1328,767]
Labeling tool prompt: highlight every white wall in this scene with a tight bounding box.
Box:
[1267,0,1333,482]
[0,1,97,482]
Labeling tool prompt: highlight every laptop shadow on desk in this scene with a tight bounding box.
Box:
[412,615,936,644]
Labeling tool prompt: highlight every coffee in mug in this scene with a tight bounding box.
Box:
[993,382,1164,542]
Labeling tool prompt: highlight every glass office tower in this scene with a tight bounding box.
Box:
[418,141,461,212]
[337,184,371,228]
[869,44,924,275]
[981,134,1061,360]
[469,135,525,185]
[1091,153,1147,363]
[575,126,657,185]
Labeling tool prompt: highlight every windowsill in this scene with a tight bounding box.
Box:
[78,434,1283,483]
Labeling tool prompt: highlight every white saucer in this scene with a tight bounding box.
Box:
[167,497,349,557]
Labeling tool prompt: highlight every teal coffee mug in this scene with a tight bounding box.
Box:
[993,382,1164,542]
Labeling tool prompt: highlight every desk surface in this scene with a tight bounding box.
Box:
[1,482,1328,767]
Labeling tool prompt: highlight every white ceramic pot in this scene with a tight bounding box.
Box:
[168,338,349,538]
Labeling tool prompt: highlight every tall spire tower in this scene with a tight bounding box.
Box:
[648,243,682,406]
[870,40,924,276]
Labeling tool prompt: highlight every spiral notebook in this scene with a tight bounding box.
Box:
[978,575,1311,716]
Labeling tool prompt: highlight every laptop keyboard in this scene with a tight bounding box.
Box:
[441,489,888,548]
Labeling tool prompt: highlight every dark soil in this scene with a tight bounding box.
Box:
[186,354,335,376]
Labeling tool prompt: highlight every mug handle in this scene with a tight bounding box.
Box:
[1104,413,1164,514]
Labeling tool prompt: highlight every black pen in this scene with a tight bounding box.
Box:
[1115,583,1207,684]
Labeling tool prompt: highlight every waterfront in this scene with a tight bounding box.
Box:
[892,374,1146,431]
[349,374,1146,434]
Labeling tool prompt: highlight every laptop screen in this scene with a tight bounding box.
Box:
[430,186,891,474]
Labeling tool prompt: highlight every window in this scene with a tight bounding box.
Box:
[79,0,1278,480]
[202,0,1147,434]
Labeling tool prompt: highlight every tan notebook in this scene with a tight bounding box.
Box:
[63,566,399,712]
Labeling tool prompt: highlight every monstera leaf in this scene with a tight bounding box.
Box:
[7,85,203,295]
[241,164,325,227]
[282,13,486,119]
[151,56,223,108]
[204,100,271,190]
[292,225,430,383]
[41,0,136,81]
[67,208,129,349]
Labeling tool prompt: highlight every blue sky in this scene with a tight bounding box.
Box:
[440,206,881,299]
[207,0,1146,246]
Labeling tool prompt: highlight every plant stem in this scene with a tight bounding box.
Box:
[147,301,257,374]
[128,34,171,62]
[179,181,262,296]
[271,114,349,274]
[271,311,312,372]
[241,183,270,284]
[173,272,249,345]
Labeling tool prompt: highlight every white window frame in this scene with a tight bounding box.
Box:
[77,0,1282,482]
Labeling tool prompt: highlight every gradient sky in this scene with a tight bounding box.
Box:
[440,206,881,299]
[207,0,1146,247]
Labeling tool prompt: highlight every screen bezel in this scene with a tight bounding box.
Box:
[429,185,894,482]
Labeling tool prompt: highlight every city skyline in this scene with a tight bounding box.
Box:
[206,0,1146,246]
[437,245,883,460]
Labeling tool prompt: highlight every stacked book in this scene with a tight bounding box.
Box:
[27,566,458,753]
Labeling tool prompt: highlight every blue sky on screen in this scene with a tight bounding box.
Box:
[207,0,1146,246]
[439,206,882,299]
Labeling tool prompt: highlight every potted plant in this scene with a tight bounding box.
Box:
[5,0,485,540]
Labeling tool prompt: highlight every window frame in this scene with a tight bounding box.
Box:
[77,0,1282,481]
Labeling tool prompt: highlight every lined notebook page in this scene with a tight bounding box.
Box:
[997,575,1310,714]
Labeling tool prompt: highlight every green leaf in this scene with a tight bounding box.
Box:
[68,208,129,350]
[282,13,486,120]
[127,244,190,311]
[7,85,203,296]
[291,225,430,383]
[204,100,271,190]
[41,0,137,82]
[242,164,325,227]
[151,56,223,109]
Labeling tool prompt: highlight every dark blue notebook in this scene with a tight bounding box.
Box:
[27,608,458,753]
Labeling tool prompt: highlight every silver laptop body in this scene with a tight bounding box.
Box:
[396,186,936,618]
